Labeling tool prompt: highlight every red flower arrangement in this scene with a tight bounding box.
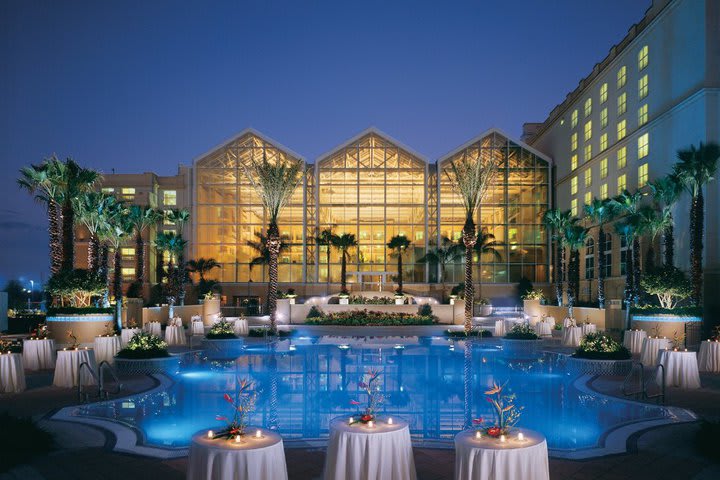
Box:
[349,368,384,424]
[211,378,258,441]
[479,381,523,438]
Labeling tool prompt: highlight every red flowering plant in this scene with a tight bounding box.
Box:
[482,381,522,437]
[212,377,258,440]
[349,368,384,424]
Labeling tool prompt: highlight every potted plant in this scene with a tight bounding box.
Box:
[474,381,523,438]
[394,290,405,305]
[209,379,258,441]
[568,332,632,376]
[115,332,178,375]
[478,298,492,316]
[285,288,297,305]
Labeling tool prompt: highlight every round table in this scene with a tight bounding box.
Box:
[53,348,97,388]
[324,416,416,480]
[121,328,142,347]
[533,322,552,337]
[233,319,249,337]
[0,353,26,393]
[165,325,187,346]
[454,428,549,480]
[187,428,287,480]
[657,350,701,389]
[623,330,647,355]
[562,327,582,347]
[22,338,56,370]
[145,322,162,337]
[494,320,505,337]
[94,335,121,365]
[698,340,720,372]
[581,323,597,336]
[191,321,205,336]
[640,337,670,366]
[562,318,575,329]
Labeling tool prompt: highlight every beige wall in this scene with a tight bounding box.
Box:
[141,299,220,326]
[287,302,462,325]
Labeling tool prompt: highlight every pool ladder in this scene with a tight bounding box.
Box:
[77,360,124,403]
[622,362,665,404]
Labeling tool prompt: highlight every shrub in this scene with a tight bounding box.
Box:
[116,332,169,359]
[504,323,539,340]
[573,333,631,360]
[305,309,436,326]
[640,266,693,310]
[46,269,107,307]
[206,319,237,339]
[348,295,395,305]
[306,306,324,319]
[0,413,54,473]
[521,289,545,301]
[418,304,433,317]
[450,283,465,298]
[46,306,114,316]
[630,305,703,317]
[445,329,493,339]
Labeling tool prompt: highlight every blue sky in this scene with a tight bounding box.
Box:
[0,0,650,285]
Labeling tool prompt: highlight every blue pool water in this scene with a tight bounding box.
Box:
[76,337,669,452]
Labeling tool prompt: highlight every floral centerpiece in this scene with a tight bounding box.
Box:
[127,318,139,329]
[522,289,545,301]
[206,319,238,339]
[504,323,539,340]
[29,323,50,340]
[711,325,720,342]
[66,330,80,349]
[573,333,631,360]
[211,378,258,440]
[672,330,685,350]
[0,338,22,354]
[349,368,384,424]
[478,381,522,437]
[116,332,169,359]
[99,322,117,337]
[650,323,662,338]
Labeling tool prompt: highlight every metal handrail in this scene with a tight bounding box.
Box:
[77,361,100,403]
[622,362,645,399]
[646,363,665,405]
[98,360,123,399]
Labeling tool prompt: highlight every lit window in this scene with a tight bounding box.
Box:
[617,174,627,195]
[617,93,627,116]
[600,158,608,179]
[584,120,592,141]
[571,132,578,151]
[121,248,135,257]
[617,147,627,169]
[163,209,175,226]
[571,198,578,216]
[584,98,592,117]
[638,163,649,187]
[571,176,578,195]
[600,83,608,104]
[638,45,649,70]
[638,133,649,159]
[120,187,136,200]
[584,168,592,188]
[101,187,114,194]
[617,66,627,89]
[600,108,608,129]
[585,238,595,279]
[571,109,578,128]
[638,104,648,126]
[585,191,592,206]
[121,267,136,278]
[163,190,177,206]
[617,120,627,140]
[638,74,648,99]
[584,144,592,162]
[600,183,608,199]
[571,154,578,171]
[604,234,613,277]
[600,133,608,151]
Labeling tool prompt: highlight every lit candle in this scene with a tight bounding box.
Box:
[517,432,525,441]
[255,429,262,438]
[387,417,393,425]
[500,435,506,443]
[367,420,374,428]
[235,435,242,444]
[475,431,482,439]
[349,417,354,424]
[207,430,214,439]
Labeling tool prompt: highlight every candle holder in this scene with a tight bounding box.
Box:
[367,420,375,428]
[207,430,214,439]
[387,417,393,425]
[254,429,263,439]
[349,417,354,425]
[474,431,482,440]
[517,432,525,442]
[499,434,506,443]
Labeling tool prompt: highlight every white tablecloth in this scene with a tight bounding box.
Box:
[657,350,701,389]
[562,327,582,347]
[545,316,555,326]
[562,318,575,329]
[581,323,597,336]
[533,322,552,336]
[187,428,288,480]
[324,417,416,480]
[0,353,26,393]
[640,337,670,366]
[192,321,205,336]
[233,319,249,336]
[53,349,97,388]
[145,322,162,336]
[623,330,647,354]
[454,428,549,480]
[165,325,186,346]
[22,338,56,370]
[698,340,720,372]
[94,336,121,365]
[494,320,505,337]
[121,328,142,347]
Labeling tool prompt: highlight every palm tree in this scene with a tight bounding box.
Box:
[186,258,221,282]
[446,153,499,333]
[418,236,462,285]
[153,231,188,306]
[648,174,683,267]
[563,224,587,319]
[584,198,616,308]
[542,209,575,306]
[635,205,670,273]
[316,228,338,285]
[246,232,289,280]
[235,151,305,334]
[673,142,720,305]
[98,203,132,329]
[18,158,64,275]
[474,228,503,261]
[612,189,644,305]
[166,208,191,234]
[74,192,118,274]
[332,233,358,295]
[127,206,162,289]
[387,235,411,294]
[614,219,638,329]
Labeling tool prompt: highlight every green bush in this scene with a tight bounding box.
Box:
[305,309,436,326]
[504,323,539,340]
[46,306,114,316]
[46,269,107,307]
[206,319,238,339]
[248,328,296,337]
[0,413,54,473]
[445,329,493,339]
[116,332,169,359]
[418,304,433,317]
[640,266,693,310]
[573,332,631,360]
[306,305,324,319]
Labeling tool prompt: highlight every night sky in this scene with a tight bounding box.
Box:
[0,0,650,286]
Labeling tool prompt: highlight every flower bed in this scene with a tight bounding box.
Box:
[305,309,436,326]
[116,332,169,359]
[573,333,631,360]
[205,319,237,339]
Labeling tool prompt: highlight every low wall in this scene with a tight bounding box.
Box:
[287,302,462,325]
[523,300,609,331]
[47,314,114,346]
[631,315,702,339]
[142,298,221,327]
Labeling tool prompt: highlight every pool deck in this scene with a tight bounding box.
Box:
[1,334,720,479]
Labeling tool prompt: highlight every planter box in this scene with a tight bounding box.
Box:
[47,314,115,345]
[500,338,540,358]
[115,355,180,376]
[394,298,405,305]
[202,338,245,358]
[339,298,349,305]
[566,356,633,376]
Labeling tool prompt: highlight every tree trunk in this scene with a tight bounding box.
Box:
[99,245,110,307]
[269,344,279,430]
[560,245,567,307]
[567,250,578,319]
[624,238,634,329]
[597,227,605,309]
[462,340,473,430]
[114,248,123,304]
[340,251,348,294]
[48,201,62,276]
[690,191,704,305]
[326,246,331,286]
[397,252,403,294]
[61,198,75,272]
[267,222,281,335]
[633,237,642,304]
[664,221,674,267]
[136,233,145,284]
[462,218,477,334]
[87,233,99,274]
[156,249,165,285]
[646,245,655,274]
[555,242,563,306]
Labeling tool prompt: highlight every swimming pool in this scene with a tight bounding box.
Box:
[69,336,689,457]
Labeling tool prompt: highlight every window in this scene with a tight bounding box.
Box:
[600,158,608,179]
[121,267,136,278]
[101,187,114,194]
[638,133,649,159]
[571,109,578,128]
[584,144,592,161]
[585,238,595,280]
[603,233,612,277]
[600,107,608,129]
[571,176,578,194]
[163,190,177,206]
[164,209,175,226]
[121,247,135,257]
[638,163,649,187]
[638,74,648,99]
[620,235,628,275]
[617,66,627,89]
[617,174,627,194]
[617,119,627,140]
[584,98,592,117]
[584,168,592,188]
[600,83,608,104]
[120,187,135,200]
[571,132,578,151]
[584,120,592,141]
[638,45,649,70]
[638,104,648,126]
[600,183,608,199]
[617,93,627,116]
[617,147,627,169]
[585,191,592,206]
[571,198,578,216]
[571,154,578,171]
[600,133,608,151]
